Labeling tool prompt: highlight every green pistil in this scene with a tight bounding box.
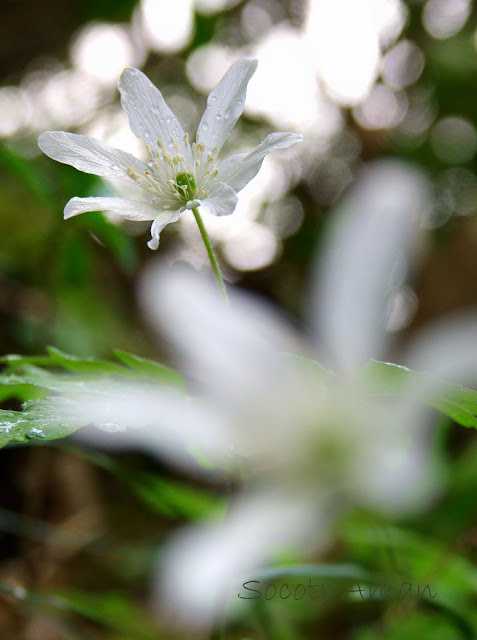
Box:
[175,172,196,201]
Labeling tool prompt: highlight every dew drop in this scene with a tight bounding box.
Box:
[211,95,217,102]
[166,116,172,124]
[237,99,243,106]
[215,114,222,121]
[28,428,46,439]
[112,164,120,170]
[224,108,232,120]
[202,123,209,131]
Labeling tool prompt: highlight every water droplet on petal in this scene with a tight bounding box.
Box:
[166,116,172,124]
[112,164,120,170]
[224,108,232,120]
[202,123,209,131]
[211,95,217,102]
[215,114,221,121]
[237,99,243,106]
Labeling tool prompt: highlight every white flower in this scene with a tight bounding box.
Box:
[38,58,302,249]
[68,160,476,631]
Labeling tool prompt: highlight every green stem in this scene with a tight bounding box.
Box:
[192,207,228,302]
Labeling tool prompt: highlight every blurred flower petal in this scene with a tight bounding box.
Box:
[69,382,231,470]
[310,160,430,372]
[405,311,477,385]
[158,488,325,631]
[140,264,302,407]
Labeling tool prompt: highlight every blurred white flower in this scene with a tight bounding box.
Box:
[37,58,302,249]
[67,159,477,632]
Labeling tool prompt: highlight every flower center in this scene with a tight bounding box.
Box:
[174,172,196,202]
[125,133,220,210]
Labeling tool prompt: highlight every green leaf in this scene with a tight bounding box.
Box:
[57,590,158,639]
[0,398,85,448]
[0,346,185,448]
[0,346,127,375]
[113,349,184,388]
[361,360,477,429]
[0,346,184,385]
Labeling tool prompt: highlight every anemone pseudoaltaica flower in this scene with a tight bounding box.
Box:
[38,58,302,250]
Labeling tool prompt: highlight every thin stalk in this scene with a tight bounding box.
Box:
[192,207,228,303]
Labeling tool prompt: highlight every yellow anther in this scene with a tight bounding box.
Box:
[183,133,189,144]
[212,168,219,177]
[157,140,164,148]
[126,167,139,179]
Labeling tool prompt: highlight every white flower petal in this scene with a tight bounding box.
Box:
[69,382,231,470]
[311,160,430,372]
[118,68,189,158]
[405,311,477,385]
[197,57,258,156]
[199,182,238,217]
[147,209,182,250]
[157,488,324,631]
[64,196,161,221]
[217,132,303,192]
[140,264,303,418]
[38,131,149,184]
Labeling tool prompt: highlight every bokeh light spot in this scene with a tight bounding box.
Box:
[422,0,471,39]
[430,116,477,164]
[71,22,139,84]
